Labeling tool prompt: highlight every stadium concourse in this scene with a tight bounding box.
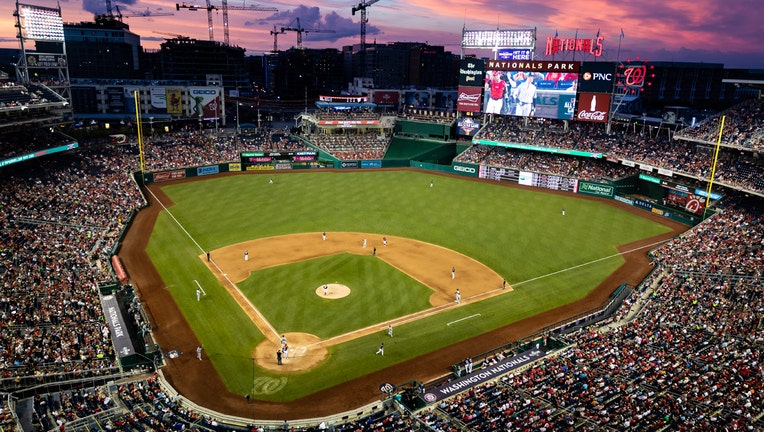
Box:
[0,99,761,431]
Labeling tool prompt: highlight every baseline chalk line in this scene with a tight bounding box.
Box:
[447,313,481,326]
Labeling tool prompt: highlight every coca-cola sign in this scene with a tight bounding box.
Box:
[457,85,483,112]
[576,92,610,123]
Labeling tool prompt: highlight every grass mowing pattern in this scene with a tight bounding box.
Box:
[240,253,433,338]
[147,170,672,400]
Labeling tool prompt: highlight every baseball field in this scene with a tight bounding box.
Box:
[121,168,685,417]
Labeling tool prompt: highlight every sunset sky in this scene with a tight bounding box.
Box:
[1,0,762,69]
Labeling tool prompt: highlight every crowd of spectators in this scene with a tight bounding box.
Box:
[1,100,762,430]
[456,144,640,182]
[0,82,65,110]
[314,108,380,122]
[400,108,456,124]
[142,129,311,172]
[0,128,77,160]
[473,113,764,193]
[0,145,144,386]
[412,196,763,431]
[674,98,764,151]
[308,132,389,160]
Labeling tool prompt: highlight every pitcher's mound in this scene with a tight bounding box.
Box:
[254,333,327,372]
[315,283,350,299]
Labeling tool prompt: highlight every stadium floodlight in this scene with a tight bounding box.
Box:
[17,3,65,42]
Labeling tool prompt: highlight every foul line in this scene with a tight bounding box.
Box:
[511,238,672,289]
[193,280,206,296]
[145,187,280,341]
[447,314,481,326]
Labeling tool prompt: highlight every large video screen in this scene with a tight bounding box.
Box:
[483,69,578,119]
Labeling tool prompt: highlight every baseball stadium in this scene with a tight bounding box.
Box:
[2,7,764,431]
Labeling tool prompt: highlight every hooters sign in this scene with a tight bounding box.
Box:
[576,92,610,123]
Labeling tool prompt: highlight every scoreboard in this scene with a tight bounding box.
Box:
[241,151,317,167]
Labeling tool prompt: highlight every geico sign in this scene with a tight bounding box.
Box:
[191,89,218,95]
[453,165,476,173]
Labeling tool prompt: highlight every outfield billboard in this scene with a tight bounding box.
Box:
[451,162,478,177]
[578,181,615,198]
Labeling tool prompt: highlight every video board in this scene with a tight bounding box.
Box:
[483,61,580,120]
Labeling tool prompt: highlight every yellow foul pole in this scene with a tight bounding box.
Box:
[702,115,725,220]
[134,91,146,178]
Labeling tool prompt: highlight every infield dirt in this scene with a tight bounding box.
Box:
[118,170,687,419]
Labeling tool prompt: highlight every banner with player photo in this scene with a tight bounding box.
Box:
[165,88,183,115]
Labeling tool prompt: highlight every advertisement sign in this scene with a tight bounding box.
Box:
[578,181,614,198]
[166,88,183,115]
[483,68,578,119]
[372,90,400,107]
[24,53,66,68]
[340,161,359,169]
[421,349,545,404]
[123,86,141,114]
[361,160,382,168]
[189,87,220,119]
[576,92,610,123]
[100,294,135,357]
[197,165,219,176]
[459,58,485,87]
[150,87,166,110]
[153,170,186,182]
[497,49,533,61]
[451,162,478,177]
[579,62,615,92]
[106,87,125,114]
[456,117,481,136]
[456,86,483,113]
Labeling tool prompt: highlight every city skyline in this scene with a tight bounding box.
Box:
[1,0,763,69]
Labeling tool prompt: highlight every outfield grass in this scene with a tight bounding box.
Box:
[146,170,671,401]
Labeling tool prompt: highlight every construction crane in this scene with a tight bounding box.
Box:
[96,0,173,22]
[116,5,174,20]
[280,18,335,49]
[351,0,381,52]
[153,31,192,40]
[176,0,277,45]
[270,25,285,53]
